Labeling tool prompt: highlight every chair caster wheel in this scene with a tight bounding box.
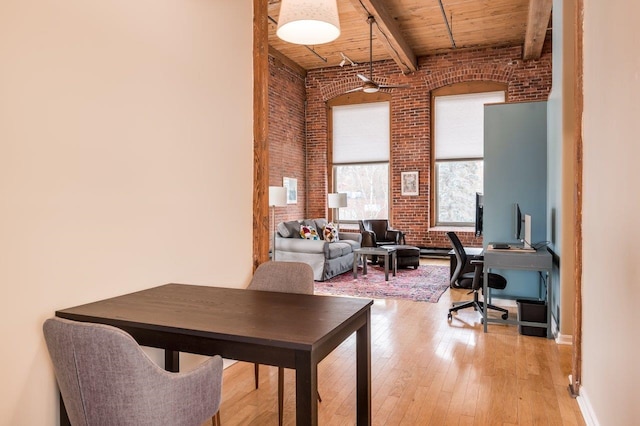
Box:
[502,313,508,320]
[447,313,452,320]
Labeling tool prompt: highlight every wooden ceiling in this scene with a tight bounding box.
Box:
[267,0,552,74]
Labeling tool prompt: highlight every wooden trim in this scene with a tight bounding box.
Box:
[268,45,307,77]
[429,82,508,227]
[326,91,391,107]
[431,81,508,97]
[571,0,584,397]
[523,0,553,60]
[253,0,269,269]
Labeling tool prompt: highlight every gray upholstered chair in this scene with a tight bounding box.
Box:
[43,317,223,426]
[247,261,317,426]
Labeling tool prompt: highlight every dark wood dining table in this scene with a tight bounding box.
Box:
[55,283,373,425]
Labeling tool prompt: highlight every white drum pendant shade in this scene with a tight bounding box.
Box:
[277,0,341,45]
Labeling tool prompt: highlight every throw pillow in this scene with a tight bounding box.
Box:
[323,222,339,242]
[300,225,319,240]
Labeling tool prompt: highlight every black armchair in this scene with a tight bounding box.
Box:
[359,219,404,263]
[446,231,509,321]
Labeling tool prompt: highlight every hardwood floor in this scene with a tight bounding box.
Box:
[214,259,585,425]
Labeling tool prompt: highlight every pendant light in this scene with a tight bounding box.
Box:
[276,0,340,45]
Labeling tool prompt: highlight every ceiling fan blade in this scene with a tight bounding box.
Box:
[345,86,364,93]
[357,73,372,83]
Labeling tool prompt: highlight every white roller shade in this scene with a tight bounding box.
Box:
[333,102,390,163]
[435,91,504,159]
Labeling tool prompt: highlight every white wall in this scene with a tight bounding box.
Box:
[0,1,254,424]
[581,0,640,423]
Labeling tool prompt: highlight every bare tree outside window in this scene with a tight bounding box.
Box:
[335,163,388,220]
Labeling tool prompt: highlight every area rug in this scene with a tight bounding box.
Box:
[315,264,450,303]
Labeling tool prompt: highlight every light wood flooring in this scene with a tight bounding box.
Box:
[213,259,585,425]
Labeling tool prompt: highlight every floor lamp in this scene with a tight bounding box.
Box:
[327,193,348,232]
[269,186,287,261]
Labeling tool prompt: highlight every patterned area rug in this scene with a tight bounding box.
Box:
[315,264,450,303]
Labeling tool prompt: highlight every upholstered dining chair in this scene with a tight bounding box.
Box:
[446,231,509,321]
[43,317,223,426]
[247,261,319,426]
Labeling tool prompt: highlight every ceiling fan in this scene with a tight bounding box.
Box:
[346,16,410,94]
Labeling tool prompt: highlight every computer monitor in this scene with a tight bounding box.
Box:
[514,203,522,240]
[475,192,483,237]
[514,203,532,249]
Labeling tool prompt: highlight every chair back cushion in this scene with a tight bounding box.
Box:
[362,219,389,238]
[248,261,315,294]
[43,317,222,426]
[446,232,469,287]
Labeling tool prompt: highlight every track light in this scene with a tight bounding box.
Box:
[339,52,357,67]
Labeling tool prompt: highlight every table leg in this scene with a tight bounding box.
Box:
[383,253,389,281]
[356,310,372,425]
[165,350,179,372]
[295,351,317,425]
[60,391,71,426]
[353,253,359,279]
[392,251,397,277]
[546,271,553,338]
[483,267,489,333]
[363,256,368,276]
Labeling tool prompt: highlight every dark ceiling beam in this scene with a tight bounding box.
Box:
[348,0,418,74]
[523,0,553,60]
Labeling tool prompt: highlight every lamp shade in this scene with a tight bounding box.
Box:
[327,192,348,208]
[276,0,340,45]
[269,186,288,207]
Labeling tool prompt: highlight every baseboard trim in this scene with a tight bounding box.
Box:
[576,385,600,426]
[555,332,573,345]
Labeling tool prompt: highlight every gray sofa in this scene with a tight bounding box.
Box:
[275,218,361,281]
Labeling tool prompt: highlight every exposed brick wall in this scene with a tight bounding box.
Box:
[267,42,552,249]
[304,42,552,248]
[268,55,306,243]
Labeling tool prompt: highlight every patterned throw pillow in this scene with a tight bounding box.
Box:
[300,225,319,240]
[323,222,339,242]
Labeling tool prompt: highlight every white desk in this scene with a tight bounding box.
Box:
[483,244,553,338]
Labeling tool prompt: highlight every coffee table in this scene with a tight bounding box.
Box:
[353,247,397,281]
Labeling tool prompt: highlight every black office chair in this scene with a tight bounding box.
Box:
[446,231,509,321]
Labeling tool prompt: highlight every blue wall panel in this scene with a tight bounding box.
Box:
[484,101,547,298]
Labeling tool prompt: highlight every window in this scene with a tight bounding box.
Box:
[332,101,390,220]
[433,90,505,226]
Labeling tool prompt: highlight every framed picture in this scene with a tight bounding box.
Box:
[283,177,297,204]
[401,171,419,196]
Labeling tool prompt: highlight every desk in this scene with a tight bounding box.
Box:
[483,246,553,338]
[56,284,373,426]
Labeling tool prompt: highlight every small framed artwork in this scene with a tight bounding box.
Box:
[283,177,297,204]
[401,171,419,196]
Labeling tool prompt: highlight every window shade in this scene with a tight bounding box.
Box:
[333,102,390,163]
[435,91,504,159]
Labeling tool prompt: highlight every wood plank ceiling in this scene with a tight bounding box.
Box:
[267,0,553,75]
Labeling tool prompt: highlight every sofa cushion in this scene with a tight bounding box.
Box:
[300,225,320,240]
[313,218,328,236]
[277,220,301,238]
[326,242,353,259]
[322,222,339,242]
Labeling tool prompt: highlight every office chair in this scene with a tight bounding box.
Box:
[247,261,320,426]
[43,317,223,426]
[446,231,509,321]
